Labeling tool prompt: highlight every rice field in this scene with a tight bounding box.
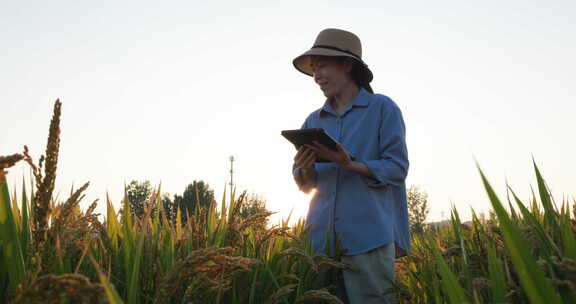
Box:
[1,100,575,303]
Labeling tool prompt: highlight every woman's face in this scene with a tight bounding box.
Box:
[310,56,353,98]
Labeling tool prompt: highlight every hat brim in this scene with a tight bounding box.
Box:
[292,47,373,84]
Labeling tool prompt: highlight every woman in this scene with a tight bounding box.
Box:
[291,28,410,304]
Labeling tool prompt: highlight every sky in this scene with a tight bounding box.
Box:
[1,0,575,225]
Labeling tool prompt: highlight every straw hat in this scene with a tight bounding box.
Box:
[293,28,373,92]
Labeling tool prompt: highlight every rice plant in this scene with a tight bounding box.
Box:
[0,100,349,304]
[395,161,576,303]
[2,99,576,303]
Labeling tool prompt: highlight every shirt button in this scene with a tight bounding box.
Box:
[334,217,339,222]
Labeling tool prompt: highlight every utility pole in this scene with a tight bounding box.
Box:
[229,156,235,202]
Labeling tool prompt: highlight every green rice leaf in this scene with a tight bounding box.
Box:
[487,243,506,303]
[533,159,561,236]
[88,254,124,304]
[20,178,30,258]
[559,205,576,260]
[509,185,560,257]
[477,163,562,304]
[427,236,469,304]
[0,172,25,290]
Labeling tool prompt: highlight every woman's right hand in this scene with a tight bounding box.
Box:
[294,145,316,170]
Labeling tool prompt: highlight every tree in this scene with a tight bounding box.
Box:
[238,191,269,230]
[125,180,154,218]
[160,193,175,222]
[173,180,215,223]
[407,185,430,234]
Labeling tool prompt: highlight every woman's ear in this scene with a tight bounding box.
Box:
[341,59,358,84]
[343,58,354,73]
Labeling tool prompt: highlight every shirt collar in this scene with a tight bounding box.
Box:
[320,87,370,117]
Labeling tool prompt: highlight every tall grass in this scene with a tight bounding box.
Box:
[0,100,348,304]
[396,161,576,303]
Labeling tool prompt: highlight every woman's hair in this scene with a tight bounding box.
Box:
[339,57,373,93]
[342,57,364,86]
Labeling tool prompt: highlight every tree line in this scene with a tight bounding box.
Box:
[121,179,430,233]
[121,180,268,229]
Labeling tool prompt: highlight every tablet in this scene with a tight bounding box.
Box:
[281,128,339,163]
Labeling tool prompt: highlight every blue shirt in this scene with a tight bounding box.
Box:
[292,87,410,257]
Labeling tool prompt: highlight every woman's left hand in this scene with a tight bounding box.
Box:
[306,141,352,168]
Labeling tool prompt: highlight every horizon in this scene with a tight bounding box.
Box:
[2,0,575,225]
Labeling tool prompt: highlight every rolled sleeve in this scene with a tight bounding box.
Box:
[359,103,409,188]
[293,165,317,193]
